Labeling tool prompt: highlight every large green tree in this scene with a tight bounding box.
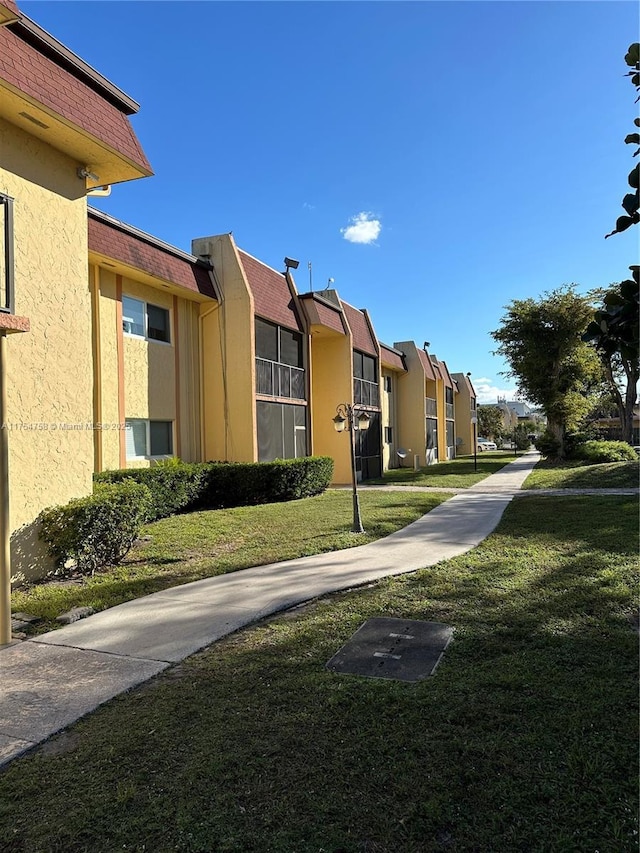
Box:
[477,405,505,441]
[491,287,603,458]
[588,44,640,444]
[584,269,639,443]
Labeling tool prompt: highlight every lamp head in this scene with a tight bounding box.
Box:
[333,413,347,433]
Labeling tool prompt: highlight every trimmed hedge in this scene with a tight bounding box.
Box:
[38,480,152,576]
[94,456,335,520]
[572,440,639,464]
[94,461,207,522]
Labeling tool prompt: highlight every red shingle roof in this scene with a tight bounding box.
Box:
[342,302,377,357]
[239,251,302,332]
[418,349,437,381]
[380,343,405,371]
[0,24,151,172]
[88,212,216,299]
[438,360,454,389]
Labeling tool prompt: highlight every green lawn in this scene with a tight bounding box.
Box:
[523,458,639,490]
[12,490,451,633]
[2,495,637,853]
[368,451,516,488]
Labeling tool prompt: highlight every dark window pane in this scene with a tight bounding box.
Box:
[363,354,377,383]
[256,359,274,395]
[446,422,455,447]
[257,401,283,461]
[291,368,305,399]
[426,418,438,450]
[255,318,278,361]
[445,387,454,404]
[150,421,173,456]
[283,405,295,458]
[280,328,303,367]
[278,363,291,397]
[353,351,364,379]
[147,304,170,342]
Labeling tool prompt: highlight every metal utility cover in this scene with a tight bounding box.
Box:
[326,617,453,682]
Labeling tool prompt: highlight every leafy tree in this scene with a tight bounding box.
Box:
[605,43,639,238]
[583,269,639,444]
[492,287,603,459]
[514,424,532,451]
[477,405,504,441]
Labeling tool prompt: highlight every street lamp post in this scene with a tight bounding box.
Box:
[470,415,478,472]
[333,403,370,533]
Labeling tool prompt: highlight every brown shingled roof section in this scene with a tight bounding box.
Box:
[417,349,437,381]
[239,251,302,332]
[0,25,151,173]
[88,215,216,299]
[380,344,405,371]
[310,297,346,334]
[438,360,454,389]
[342,302,377,356]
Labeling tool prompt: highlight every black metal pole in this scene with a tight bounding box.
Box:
[473,421,477,472]
[349,410,364,533]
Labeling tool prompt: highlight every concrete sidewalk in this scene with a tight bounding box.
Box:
[1,452,542,766]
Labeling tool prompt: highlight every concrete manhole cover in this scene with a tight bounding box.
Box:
[326,617,453,682]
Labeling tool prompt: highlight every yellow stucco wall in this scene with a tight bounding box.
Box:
[308,331,353,484]
[1,118,93,582]
[381,369,399,471]
[93,266,203,470]
[451,373,475,455]
[394,341,428,468]
[193,234,256,463]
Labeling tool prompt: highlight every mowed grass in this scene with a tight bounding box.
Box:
[12,490,451,633]
[523,457,639,490]
[2,495,637,853]
[369,451,516,488]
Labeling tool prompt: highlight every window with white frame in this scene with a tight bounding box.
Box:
[0,193,14,314]
[122,296,170,343]
[125,419,174,459]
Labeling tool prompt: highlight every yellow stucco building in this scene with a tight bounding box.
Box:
[1,0,479,603]
[0,0,152,597]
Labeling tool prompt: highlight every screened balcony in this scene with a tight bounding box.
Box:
[256,358,305,400]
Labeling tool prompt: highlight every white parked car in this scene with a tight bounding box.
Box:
[477,438,497,451]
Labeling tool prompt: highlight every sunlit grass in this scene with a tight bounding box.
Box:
[12,490,451,632]
[369,451,516,488]
[523,458,639,490]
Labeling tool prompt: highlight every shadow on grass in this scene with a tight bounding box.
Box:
[2,497,637,853]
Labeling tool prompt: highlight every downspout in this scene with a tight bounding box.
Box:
[198,266,223,462]
[0,332,11,646]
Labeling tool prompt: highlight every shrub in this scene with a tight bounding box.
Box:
[198,456,335,509]
[95,456,335,518]
[573,440,639,464]
[534,430,561,458]
[95,461,207,521]
[38,480,152,576]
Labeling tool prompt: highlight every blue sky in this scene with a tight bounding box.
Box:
[23,0,639,402]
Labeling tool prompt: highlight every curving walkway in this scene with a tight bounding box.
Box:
[0,451,632,767]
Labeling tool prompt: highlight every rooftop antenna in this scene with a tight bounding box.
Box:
[323,277,335,292]
[423,341,430,350]
[308,261,312,292]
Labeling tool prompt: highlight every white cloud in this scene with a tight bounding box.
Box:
[340,211,381,245]
[472,377,519,405]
